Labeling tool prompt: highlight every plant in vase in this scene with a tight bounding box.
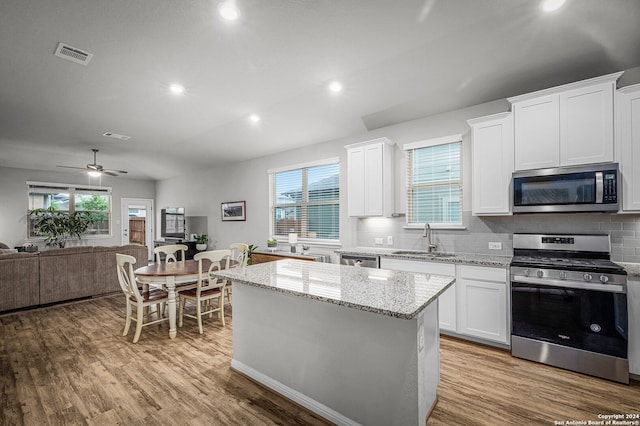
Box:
[267,238,277,251]
[247,244,258,265]
[195,234,208,251]
[29,206,96,248]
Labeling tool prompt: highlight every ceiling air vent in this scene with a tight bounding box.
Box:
[54,42,93,66]
[103,132,131,141]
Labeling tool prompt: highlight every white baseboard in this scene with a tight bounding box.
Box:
[230,359,361,426]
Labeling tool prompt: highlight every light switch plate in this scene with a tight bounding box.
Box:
[488,242,502,250]
[387,236,393,245]
[375,237,384,245]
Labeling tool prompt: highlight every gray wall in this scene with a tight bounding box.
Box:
[0,166,155,249]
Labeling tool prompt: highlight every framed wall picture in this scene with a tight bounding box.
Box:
[221,201,246,221]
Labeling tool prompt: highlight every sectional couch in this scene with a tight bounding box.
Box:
[0,244,148,312]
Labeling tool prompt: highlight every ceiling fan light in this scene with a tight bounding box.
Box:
[88,170,102,177]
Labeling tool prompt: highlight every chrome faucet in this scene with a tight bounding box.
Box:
[423,223,437,253]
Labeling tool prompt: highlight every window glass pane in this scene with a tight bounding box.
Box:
[86,215,110,235]
[274,206,301,237]
[28,191,70,210]
[308,205,339,239]
[308,164,339,202]
[276,169,302,204]
[407,140,462,225]
[75,194,109,212]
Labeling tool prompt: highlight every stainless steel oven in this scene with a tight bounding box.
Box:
[512,163,619,213]
[510,234,628,383]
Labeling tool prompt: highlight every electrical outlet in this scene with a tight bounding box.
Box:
[375,237,384,245]
[387,236,393,245]
[488,242,502,250]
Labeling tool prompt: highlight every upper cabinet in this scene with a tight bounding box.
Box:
[345,138,394,217]
[615,84,640,212]
[468,112,514,215]
[509,72,622,171]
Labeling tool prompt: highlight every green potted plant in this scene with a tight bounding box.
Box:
[247,244,258,265]
[195,234,208,251]
[29,206,96,248]
[267,238,277,251]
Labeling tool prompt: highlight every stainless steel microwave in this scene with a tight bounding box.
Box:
[512,163,619,213]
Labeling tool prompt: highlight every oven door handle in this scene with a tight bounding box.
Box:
[511,276,626,293]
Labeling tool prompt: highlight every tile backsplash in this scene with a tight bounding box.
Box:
[355,212,640,263]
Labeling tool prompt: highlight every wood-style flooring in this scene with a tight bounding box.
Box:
[1,294,638,425]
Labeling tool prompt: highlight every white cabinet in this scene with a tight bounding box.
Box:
[629,279,640,376]
[509,72,621,171]
[615,84,640,212]
[467,112,514,215]
[379,258,457,332]
[457,265,509,345]
[345,138,394,217]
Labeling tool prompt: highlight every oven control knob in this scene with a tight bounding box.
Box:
[583,273,593,282]
[559,271,567,280]
[600,275,609,284]
[536,270,544,278]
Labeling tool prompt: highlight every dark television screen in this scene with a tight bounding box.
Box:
[161,208,185,238]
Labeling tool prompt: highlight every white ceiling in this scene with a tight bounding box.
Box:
[1,0,640,180]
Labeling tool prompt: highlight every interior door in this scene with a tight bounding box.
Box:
[121,198,154,261]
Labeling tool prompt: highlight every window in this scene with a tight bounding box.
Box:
[27,181,112,238]
[404,135,462,227]
[269,158,340,243]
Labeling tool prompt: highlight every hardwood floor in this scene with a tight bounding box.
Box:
[1,295,638,425]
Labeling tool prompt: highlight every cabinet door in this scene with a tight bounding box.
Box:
[470,113,514,215]
[514,95,560,170]
[347,147,365,217]
[457,265,508,344]
[364,143,384,216]
[628,278,640,376]
[560,82,614,166]
[379,258,457,332]
[616,86,640,212]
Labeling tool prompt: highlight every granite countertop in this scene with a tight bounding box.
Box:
[213,259,455,320]
[336,247,512,268]
[617,262,640,279]
[252,248,327,261]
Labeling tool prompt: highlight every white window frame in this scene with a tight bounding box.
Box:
[268,157,341,246]
[27,181,113,240]
[403,134,464,230]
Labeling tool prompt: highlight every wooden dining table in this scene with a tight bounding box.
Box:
[134,259,236,339]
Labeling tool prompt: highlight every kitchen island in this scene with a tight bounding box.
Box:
[213,259,455,426]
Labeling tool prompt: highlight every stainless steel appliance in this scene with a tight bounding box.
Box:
[512,163,619,213]
[340,254,379,268]
[510,233,628,383]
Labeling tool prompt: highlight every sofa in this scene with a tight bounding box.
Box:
[0,244,148,312]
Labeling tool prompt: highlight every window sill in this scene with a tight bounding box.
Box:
[403,224,466,231]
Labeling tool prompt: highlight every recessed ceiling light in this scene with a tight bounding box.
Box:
[540,0,566,12]
[328,81,343,93]
[169,83,185,95]
[219,1,240,21]
[249,114,261,124]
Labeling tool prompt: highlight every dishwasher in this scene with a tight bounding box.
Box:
[339,253,379,268]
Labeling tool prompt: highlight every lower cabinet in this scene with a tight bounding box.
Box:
[380,258,457,332]
[628,279,640,376]
[457,265,509,344]
[380,257,509,346]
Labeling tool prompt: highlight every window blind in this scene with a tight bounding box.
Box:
[406,139,462,226]
[269,159,340,242]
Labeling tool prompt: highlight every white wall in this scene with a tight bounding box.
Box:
[155,99,510,259]
[0,166,155,249]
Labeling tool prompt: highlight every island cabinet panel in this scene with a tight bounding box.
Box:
[616,84,640,212]
[380,257,457,332]
[629,279,640,376]
[457,265,509,345]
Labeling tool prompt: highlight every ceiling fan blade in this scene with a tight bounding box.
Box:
[103,171,119,177]
[103,169,128,174]
[87,164,100,171]
[56,165,87,170]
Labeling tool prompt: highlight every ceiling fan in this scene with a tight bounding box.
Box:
[56,149,128,177]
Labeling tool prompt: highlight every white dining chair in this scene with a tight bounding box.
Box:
[226,243,249,306]
[153,244,188,263]
[116,253,169,343]
[177,250,231,334]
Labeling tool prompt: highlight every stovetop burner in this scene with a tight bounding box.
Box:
[510,255,626,274]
